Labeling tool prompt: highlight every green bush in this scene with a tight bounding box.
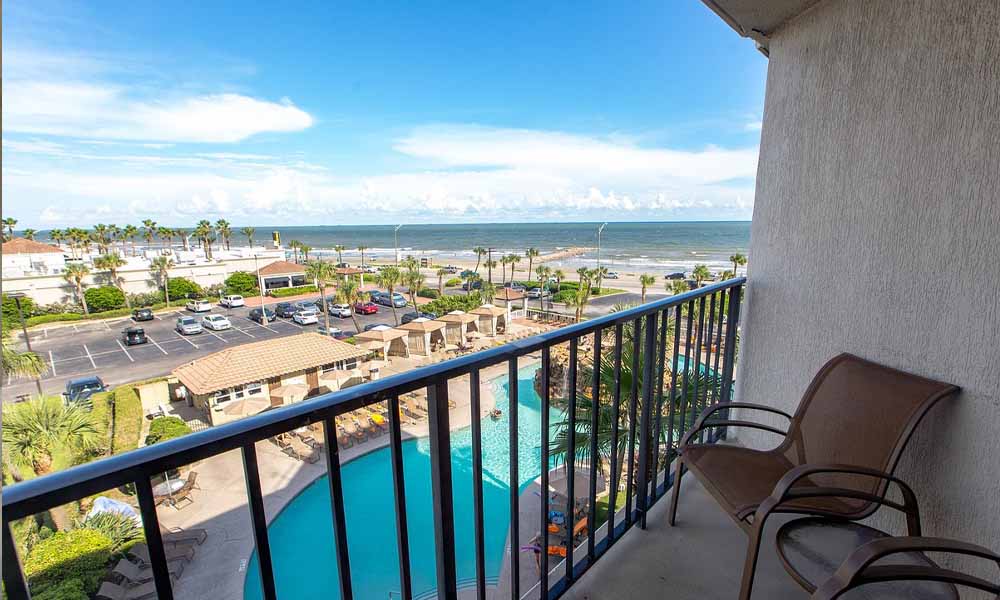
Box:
[78,512,143,553]
[145,416,192,445]
[224,271,259,296]
[24,529,112,596]
[33,301,82,316]
[31,577,87,600]
[167,277,202,300]
[24,313,85,327]
[552,290,576,304]
[110,387,142,455]
[2,293,36,324]
[269,284,318,298]
[83,286,125,312]
[127,291,164,307]
[416,288,440,299]
[88,392,113,452]
[423,292,483,316]
[444,277,462,287]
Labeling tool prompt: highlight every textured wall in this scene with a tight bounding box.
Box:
[735,0,1000,577]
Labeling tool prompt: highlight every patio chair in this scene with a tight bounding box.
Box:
[168,471,199,508]
[667,353,959,599]
[336,424,353,448]
[96,580,158,600]
[161,526,207,545]
[128,542,195,565]
[112,557,184,584]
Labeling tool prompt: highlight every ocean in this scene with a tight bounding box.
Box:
[257,221,750,274]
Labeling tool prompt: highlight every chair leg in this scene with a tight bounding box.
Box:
[738,519,766,600]
[668,456,684,526]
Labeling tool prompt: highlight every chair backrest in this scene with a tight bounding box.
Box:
[781,353,958,495]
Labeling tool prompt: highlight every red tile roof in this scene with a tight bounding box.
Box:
[258,260,305,276]
[1,238,64,254]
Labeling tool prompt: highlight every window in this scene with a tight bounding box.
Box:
[321,363,340,374]
[212,389,232,404]
[246,381,263,395]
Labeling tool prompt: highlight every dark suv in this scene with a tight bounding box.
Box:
[65,376,107,404]
[274,302,298,318]
[249,307,276,323]
[400,311,438,324]
[132,308,154,321]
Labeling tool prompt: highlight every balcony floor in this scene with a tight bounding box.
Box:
[561,474,808,600]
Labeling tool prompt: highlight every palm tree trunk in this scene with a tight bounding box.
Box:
[79,284,89,315]
[164,275,171,307]
[350,312,362,336]
[320,287,331,332]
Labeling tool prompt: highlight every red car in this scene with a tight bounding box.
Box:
[353,301,379,315]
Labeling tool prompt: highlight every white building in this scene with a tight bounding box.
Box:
[1,238,68,278]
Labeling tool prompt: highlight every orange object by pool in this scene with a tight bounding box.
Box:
[547,546,567,557]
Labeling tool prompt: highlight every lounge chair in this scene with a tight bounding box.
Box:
[96,581,158,600]
[668,353,959,600]
[288,436,320,463]
[112,557,184,584]
[161,526,207,545]
[128,542,195,565]
[168,471,199,508]
[336,424,353,448]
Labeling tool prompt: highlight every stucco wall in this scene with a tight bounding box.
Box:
[735,0,1000,577]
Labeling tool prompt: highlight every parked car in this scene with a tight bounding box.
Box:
[317,325,349,339]
[605,271,620,279]
[400,311,438,324]
[274,302,298,318]
[131,308,154,321]
[462,279,483,291]
[527,287,551,299]
[442,265,459,274]
[292,300,319,312]
[353,301,378,315]
[121,327,148,346]
[665,272,687,280]
[504,282,527,292]
[328,303,352,318]
[361,264,379,273]
[373,291,407,308]
[202,314,232,331]
[186,299,212,312]
[65,376,107,404]
[176,316,203,335]
[363,323,391,331]
[220,294,245,308]
[292,308,319,325]
[335,262,350,269]
[248,307,276,323]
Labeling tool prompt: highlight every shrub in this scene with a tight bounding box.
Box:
[35,301,83,316]
[83,286,125,312]
[3,293,36,323]
[444,277,462,288]
[78,512,143,553]
[269,284,318,298]
[31,577,87,600]
[417,288,440,299]
[24,529,113,596]
[167,277,202,300]
[25,313,85,327]
[110,387,142,455]
[127,291,164,307]
[552,290,576,304]
[204,283,225,298]
[88,391,113,452]
[145,416,192,445]
[423,292,482,316]
[224,271,259,296]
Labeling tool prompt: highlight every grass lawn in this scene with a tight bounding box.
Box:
[595,489,628,526]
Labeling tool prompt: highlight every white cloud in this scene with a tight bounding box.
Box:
[744,120,763,131]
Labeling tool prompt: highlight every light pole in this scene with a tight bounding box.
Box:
[9,292,44,395]
[394,224,403,266]
[487,247,496,284]
[253,254,268,325]
[596,222,607,291]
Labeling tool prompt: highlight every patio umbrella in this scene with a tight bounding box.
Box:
[269,383,310,401]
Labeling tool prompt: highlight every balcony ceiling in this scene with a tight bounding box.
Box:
[701,0,823,52]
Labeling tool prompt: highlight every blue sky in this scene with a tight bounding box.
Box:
[2,1,766,228]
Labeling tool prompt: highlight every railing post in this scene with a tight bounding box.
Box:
[242,444,278,600]
[718,285,743,442]
[2,519,31,600]
[135,477,175,600]
[322,417,354,600]
[636,312,657,529]
[427,382,458,600]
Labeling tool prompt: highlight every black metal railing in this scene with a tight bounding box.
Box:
[1,278,745,600]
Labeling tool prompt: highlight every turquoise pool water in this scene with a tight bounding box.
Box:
[245,365,552,600]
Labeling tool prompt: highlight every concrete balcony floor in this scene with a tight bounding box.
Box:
[561,475,807,600]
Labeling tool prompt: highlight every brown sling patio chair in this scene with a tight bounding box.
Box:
[667,353,959,600]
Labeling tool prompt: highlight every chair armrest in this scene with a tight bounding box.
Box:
[680,402,792,448]
[812,537,1000,599]
[755,464,921,534]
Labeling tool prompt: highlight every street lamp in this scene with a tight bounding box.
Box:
[253,254,268,325]
[394,224,403,266]
[596,222,608,291]
[8,292,44,395]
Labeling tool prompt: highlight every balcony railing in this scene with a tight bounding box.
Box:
[2,277,745,600]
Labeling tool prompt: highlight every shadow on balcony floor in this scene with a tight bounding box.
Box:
[561,474,807,600]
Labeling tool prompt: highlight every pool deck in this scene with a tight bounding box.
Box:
[160,358,527,600]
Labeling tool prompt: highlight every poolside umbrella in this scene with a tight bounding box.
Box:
[222,395,272,417]
[269,383,310,403]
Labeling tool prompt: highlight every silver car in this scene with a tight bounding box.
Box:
[176,316,203,335]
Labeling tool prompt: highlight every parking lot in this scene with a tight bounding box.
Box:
[3,299,403,401]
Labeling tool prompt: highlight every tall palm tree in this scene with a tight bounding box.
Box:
[299,244,312,261]
[92,224,111,253]
[141,219,157,250]
[2,397,99,475]
[692,264,712,286]
[63,263,91,314]
[21,228,37,240]
[507,254,522,284]
[472,246,487,274]
[436,268,449,294]
[48,228,64,248]
[94,254,130,308]
[193,220,213,258]
[377,267,402,325]
[481,280,496,304]
[525,247,540,281]
[499,255,510,284]
[593,266,608,293]
[3,217,17,238]
[305,260,337,333]
[729,253,747,276]
[553,268,566,291]
[289,240,302,263]
[157,226,174,249]
[483,259,497,284]
[639,274,656,303]
[535,265,552,310]
[669,279,690,296]
[216,219,232,250]
[334,245,346,264]
[402,267,425,309]
[122,225,138,256]
[2,333,47,381]
[242,226,256,249]
[150,255,175,306]
[335,278,365,334]
[176,228,190,251]
[357,245,369,268]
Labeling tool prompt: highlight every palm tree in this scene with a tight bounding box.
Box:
[507,254,522,285]
[499,255,510,284]
[122,225,138,256]
[334,245,346,264]
[305,260,337,333]
[525,247,540,281]
[3,217,17,238]
[157,226,174,250]
[63,263,91,314]
[94,254,130,308]
[289,240,302,263]
[335,278,365,334]
[483,259,497,284]
[242,226,256,249]
[49,228,64,248]
[481,280,496,304]
[639,274,656,303]
[436,268,449,295]
[193,220,213,258]
[403,267,425,309]
[176,228,190,251]
[472,246,487,274]
[21,228,37,240]
[299,244,313,261]
[729,253,747,276]
[692,264,712,286]
[668,279,690,296]
[377,267,403,325]
[150,255,174,306]
[141,219,157,249]
[2,397,100,475]
[462,271,479,296]
[92,224,111,253]
[357,245,369,268]
[216,219,232,250]
[553,268,566,291]
[593,266,608,293]
[2,333,48,381]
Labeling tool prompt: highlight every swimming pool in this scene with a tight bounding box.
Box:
[245,365,553,599]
